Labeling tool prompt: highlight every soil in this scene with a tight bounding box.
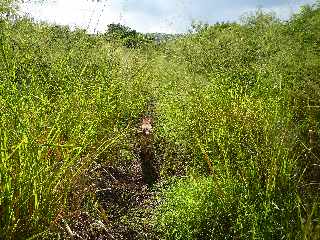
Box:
[54,115,160,240]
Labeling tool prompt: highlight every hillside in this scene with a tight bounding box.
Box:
[0,2,320,239]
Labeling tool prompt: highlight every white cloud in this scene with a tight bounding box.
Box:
[19,0,316,33]
[19,0,196,33]
[21,0,116,32]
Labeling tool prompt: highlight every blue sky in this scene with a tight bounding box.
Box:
[20,0,316,33]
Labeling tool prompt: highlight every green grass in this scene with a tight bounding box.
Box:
[0,16,151,238]
[1,2,320,239]
[150,4,320,239]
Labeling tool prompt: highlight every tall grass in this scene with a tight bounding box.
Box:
[0,16,151,238]
[0,2,319,239]
[151,4,320,240]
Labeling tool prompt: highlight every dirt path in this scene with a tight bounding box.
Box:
[138,116,158,186]
[60,113,159,239]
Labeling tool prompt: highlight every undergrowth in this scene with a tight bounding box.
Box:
[0,1,319,239]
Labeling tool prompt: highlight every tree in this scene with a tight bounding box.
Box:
[103,23,153,48]
[0,0,17,18]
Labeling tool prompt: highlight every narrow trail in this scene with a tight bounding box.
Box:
[137,98,158,186]
[138,116,157,186]
[66,160,156,239]
[64,102,159,239]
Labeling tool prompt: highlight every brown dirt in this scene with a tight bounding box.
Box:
[52,116,160,239]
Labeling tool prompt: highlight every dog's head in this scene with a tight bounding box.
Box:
[141,117,153,135]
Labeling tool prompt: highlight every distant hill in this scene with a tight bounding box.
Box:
[145,32,184,43]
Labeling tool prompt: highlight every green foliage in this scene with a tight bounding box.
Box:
[151,3,320,240]
[0,0,15,15]
[0,2,319,239]
[103,23,153,48]
[154,176,301,239]
[0,17,151,239]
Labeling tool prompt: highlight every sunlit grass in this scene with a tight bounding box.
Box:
[1,2,320,239]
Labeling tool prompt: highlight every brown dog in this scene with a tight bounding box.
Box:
[138,116,156,186]
[140,116,153,136]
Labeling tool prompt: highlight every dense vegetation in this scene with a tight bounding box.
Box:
[0,1,319,239]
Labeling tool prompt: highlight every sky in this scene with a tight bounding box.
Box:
[20,0,317,34]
